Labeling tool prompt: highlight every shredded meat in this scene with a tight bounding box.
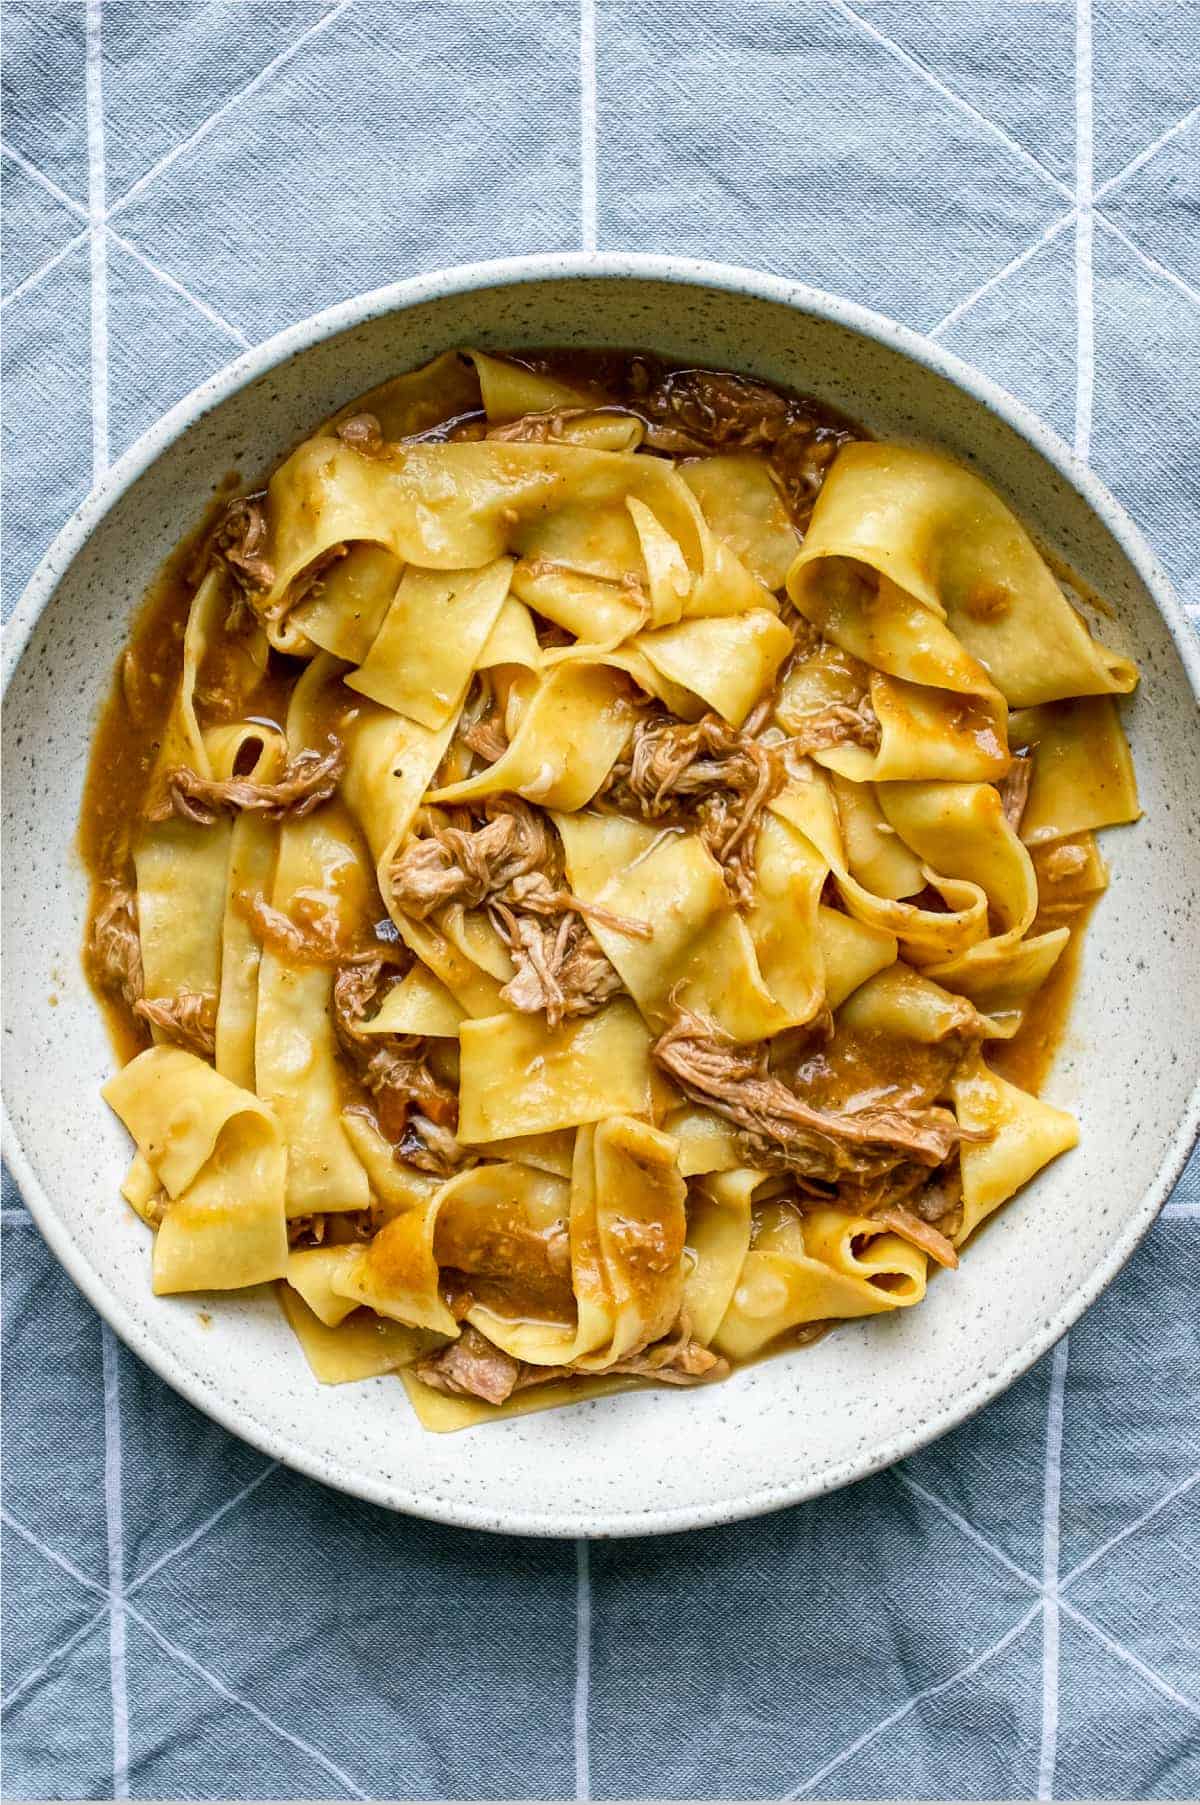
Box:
[998,751,1034,831]
[786,700,881,757]
[414,1320,728,1405]
[912,1162,964,1227]
[485,407,595,443]
[332,962,464,1174]
[1043,841,1089,883]
[870,1203,959,1270]
[88,880,215,1056]
[390,800,644,1026]
[336,412,387,456]
[390,798,551,918]
[604,1321,730,1385]
[133,992,216,1059]
[491,900,626,1028]
[210,496,274,593]
[635,367,856,522]
[603,711,781,904]
[89,881,144,1012]
[146,735,345,826]
[653,1004,974,1184]
[234,889,386,967]
[461,717,509,763]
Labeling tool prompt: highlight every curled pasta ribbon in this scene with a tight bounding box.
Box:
[713,1200,927,1362]
[788,443,1136,706]
[102,1046,287,1294]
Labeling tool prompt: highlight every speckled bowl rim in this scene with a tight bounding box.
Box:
[4,252,1199,1538]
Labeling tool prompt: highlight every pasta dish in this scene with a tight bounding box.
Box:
[83,349,1140,1430]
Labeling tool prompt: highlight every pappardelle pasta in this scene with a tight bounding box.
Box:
[83,349,1140,1430]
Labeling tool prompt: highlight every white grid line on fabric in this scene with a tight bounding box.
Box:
[104,0,355,227]
[1094,102,1200,203]
[579,0,598,253]
[1163,1200,1200,1219]
[0,226,89,309]
[0,1510,369,1799]
[783,1603,1045,1799]
[896,1471,1041,1590]
[0,140,248,347]
[1072,0,1094,468]
[105,222,251,346]
[1038,1336,1071,1798]
[1060,1599,1200,1718]
[1,137,89,221]
[121,1598,370,1801]
[821,0,1072,201]
[100,1328,129,1801]
[574,1539,592,1801]
[1094,209,1200,311]
[2,1602,110,1713]
[927,209,1076,338]
[1,1462,280,1714]
[125,1461,281,1596]
[85,0,109,479]
[1060,1468,1200,1591]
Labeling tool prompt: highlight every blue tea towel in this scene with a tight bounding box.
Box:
[3,1,1198,1797]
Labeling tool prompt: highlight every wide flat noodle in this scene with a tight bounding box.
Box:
[633,610,793,728]
[457,1000,653,1140]
[135,570,234,1009]
[713,1204,925,1360]
[290,543,403,665]
[103,1046,287,1293]
[429,663,636,810]
[253,661,370,1217]
[820,672,1010,784]
[664,1105,744,1176]
[681,452,800,591]
[839,962,1017,1040]
[362,965,464,1038]
[511,557,645,647]
[260,438,768,624]
[466,1118,686,1371]
[469,349,596,420]
[555,812,794,1041]
[280,1288,441,1384]
[684,1168,757,1343]
[346,557,513,727]
[788,443,1136,704]
[829,773,924,900]
[950,1054,1079,1243]
[285,1247,362,1326]
[1008,697,1140,844]
[744,811,827,1028]
[390,914,509,1018]
[771,773,989,967]
[322,348,482,440]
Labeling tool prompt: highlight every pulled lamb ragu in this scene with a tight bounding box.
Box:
[332,961,465,1174]
[147,735,345,827]
[414,1318,728,1407]
[389,798,649,1027]
[602,710,782,905]
[89,881,215,1058]
[653,1003,973,1185]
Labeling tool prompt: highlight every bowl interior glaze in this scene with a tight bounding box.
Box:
[4,258,1198,1536]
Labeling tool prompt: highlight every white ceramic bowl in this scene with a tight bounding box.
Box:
[4,255,1199,1537]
